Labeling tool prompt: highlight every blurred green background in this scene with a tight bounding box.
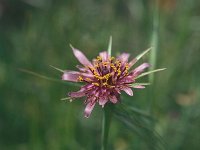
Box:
[1,0,200,149]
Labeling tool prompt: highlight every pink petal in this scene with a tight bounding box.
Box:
[62,71,93,82]
[68,91,86,98]
[129,58,137,68]
[109,95,118,104]
[119,76,135,84]
[76,65,88,72]
[122,87,133,96]
[99,97,108,107]
[62,71,81,82]
[71,47,93,67]
[81,84,94,90]
[117,53,130,62]
[84,102,96,118]
[99,51,109,61]
[130,63,150,76]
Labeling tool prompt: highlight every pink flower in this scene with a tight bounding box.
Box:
[62,46,150,118]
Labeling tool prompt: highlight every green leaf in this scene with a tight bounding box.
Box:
[107,36,112,56]
[135,68,166,79]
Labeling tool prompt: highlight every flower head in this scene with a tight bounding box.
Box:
[62,46,151,118]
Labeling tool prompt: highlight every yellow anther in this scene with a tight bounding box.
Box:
[111,64,117,72]
[94,62,99,67]
[125,63,129,69]
[103,82,108,86]
[109,57,115,61]
[94,72,99,77]
[115,60,121,67]
[85,78,92,82]
[92,83,99,86]
[102,62,109,66]
[96,56,102,61]
[124,63,129,76]
[117,69,121,76]
[102,73,111,80]
[77,76,83,81]
[88,66,95,72]
[107,85,115,88]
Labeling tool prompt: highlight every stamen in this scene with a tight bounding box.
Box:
[117,68,121,76]
[92,83,99,86]
[124,63,129,75]
[109,56,115,61]
[90,55,131,88]
[77,76,83,81]
[103,62,109,66]
[111,64,117,72]
[96,56,102,61]
[85,78,92,82]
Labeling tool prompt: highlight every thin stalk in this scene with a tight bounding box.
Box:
[108,36,112,56]
[148,0,160,113]
[149,0,159,83]
[101,104,114,150]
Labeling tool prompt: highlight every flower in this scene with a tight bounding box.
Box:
[62,46,150,118]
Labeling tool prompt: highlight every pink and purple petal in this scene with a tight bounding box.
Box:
[71,47,93,67]
[99,51,109,61]
[109,95,118,104]
[129,58,137,68]
[62,71,81,82]
[62,71,94,82]
[122,87,133,96]
[99,97,108,107]
[130,63,150,76]
[117,53,130,62]
[119,76,135,84]
[84,102,96,118]
[68,90,86,98]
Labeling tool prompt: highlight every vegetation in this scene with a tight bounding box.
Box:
[0,0,200,149]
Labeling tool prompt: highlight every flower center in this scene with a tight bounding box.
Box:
[78,56,130,88]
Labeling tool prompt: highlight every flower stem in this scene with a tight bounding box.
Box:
[101,104,114,150]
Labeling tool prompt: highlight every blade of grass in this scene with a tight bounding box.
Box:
[107,36,112,56]
[130,83,151,87]
[18,68,81,86]
[129,47,152,68]
[136,47,152,61]
[149,0,159,83]
[50,65,65,73]
[135,68,166,79]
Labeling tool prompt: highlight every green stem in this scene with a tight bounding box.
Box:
[149,0,159,83]
[148,0,159,113]
[101,104,114,150]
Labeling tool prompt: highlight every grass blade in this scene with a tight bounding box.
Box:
[50,65,65,73]
[135,68,166,80]
[18,68,81,86]
[107,36,112,56]
[136,47,152,61]
[130,83,151,87]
